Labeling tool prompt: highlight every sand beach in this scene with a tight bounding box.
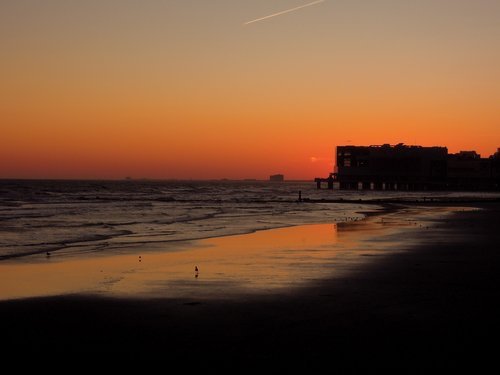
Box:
[1,202,499,370]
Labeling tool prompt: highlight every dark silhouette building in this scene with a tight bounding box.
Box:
[315,144,499,191]
[447,151,492,190]
[270,174,284,182]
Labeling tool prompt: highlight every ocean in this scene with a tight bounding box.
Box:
[1,179,498,261]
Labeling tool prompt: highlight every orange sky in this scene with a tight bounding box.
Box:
[1,0,499,180]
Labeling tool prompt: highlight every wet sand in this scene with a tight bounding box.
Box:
[1,203,499,370]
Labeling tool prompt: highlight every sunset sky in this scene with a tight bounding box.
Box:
[1,0,499,180]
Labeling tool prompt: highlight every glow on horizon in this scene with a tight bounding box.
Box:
[1,1,499,180]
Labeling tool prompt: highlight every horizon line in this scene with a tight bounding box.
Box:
[0,177,314,182]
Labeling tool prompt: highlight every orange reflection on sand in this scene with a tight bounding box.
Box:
[0,224,339,300]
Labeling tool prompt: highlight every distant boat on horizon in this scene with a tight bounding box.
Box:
[269,174,284,182]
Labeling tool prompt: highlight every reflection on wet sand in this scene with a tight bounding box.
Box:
[0,205,464,301]
[1,223,340,300]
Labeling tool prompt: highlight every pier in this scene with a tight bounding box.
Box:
[314,173,335,190]
[315,144,500,191]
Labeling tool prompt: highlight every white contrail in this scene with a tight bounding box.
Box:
[244,0,325,25]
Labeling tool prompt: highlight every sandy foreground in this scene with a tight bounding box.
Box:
[1,203,499,370]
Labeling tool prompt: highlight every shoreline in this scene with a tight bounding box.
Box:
[0,203,456,301]
[1,203,499,369]
[302,196,500,204]
[0,201,377,262]
[0,197,477,262]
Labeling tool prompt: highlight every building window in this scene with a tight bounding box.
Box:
[344,159,351,167]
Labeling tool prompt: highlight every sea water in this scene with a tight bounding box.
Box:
[1,179,498,260]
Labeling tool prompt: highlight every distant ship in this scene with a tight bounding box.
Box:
[270,174,284,182]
